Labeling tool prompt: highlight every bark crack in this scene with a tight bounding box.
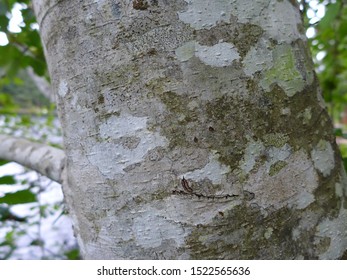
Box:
[172,177,254,201]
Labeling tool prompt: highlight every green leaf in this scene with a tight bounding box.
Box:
[27,56,46,76]
[5,230,15,244]
[0,204,11,217]
[30,239,44,246]
[343,157,347,173]
[0,175,16,185]
[0,205,26,222]
[0,159,9,166]
[0,15,9,31]
[334,128,343,137]
[20,114,31,126]
[318,3,340,30]
[0,92,15,106]
[0,190,36,205]
[65,248,80,260]
[0,3,7,16]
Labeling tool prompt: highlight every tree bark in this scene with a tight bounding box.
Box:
[0,134,65,183]
[31,0,347,259]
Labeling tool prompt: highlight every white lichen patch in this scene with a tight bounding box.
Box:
[178,0,233,30]
[292,210,321,241]
[316,208,347,259]
[175,41,240,67]
[264,227,273,239]
[242,39,273,77]
[131,197,242,250]
[311,140,335,177]
[58,80,69,98]
[301,108,312,125]
[70,94,82,110]
[182,150,231,184]
[99,114,146,139]
[281,107,291,116]
[162,196,242,229]
[87,114,167,177]
[335,181,343,197]
[261,0,305,43]
[195,42,240,67]
[265,144,292,173]
[240,139,265,173]
[228,0,266,25]
[133,210,186,248]
[244,150,318,210]
[231,0,305,43]
[293,191,316,210]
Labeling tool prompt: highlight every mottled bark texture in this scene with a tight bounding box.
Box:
[32,0,347,259]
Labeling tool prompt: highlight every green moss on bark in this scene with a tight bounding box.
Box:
[186,204,319,259]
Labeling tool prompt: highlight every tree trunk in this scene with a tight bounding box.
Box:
[32,0,347,259]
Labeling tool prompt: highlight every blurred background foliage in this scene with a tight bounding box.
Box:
[0,0,346,259]
[0,0,78,259]
[300,0,347,168]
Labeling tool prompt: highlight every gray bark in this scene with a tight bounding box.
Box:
[32,0,347,259]
[0,134,65,183]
